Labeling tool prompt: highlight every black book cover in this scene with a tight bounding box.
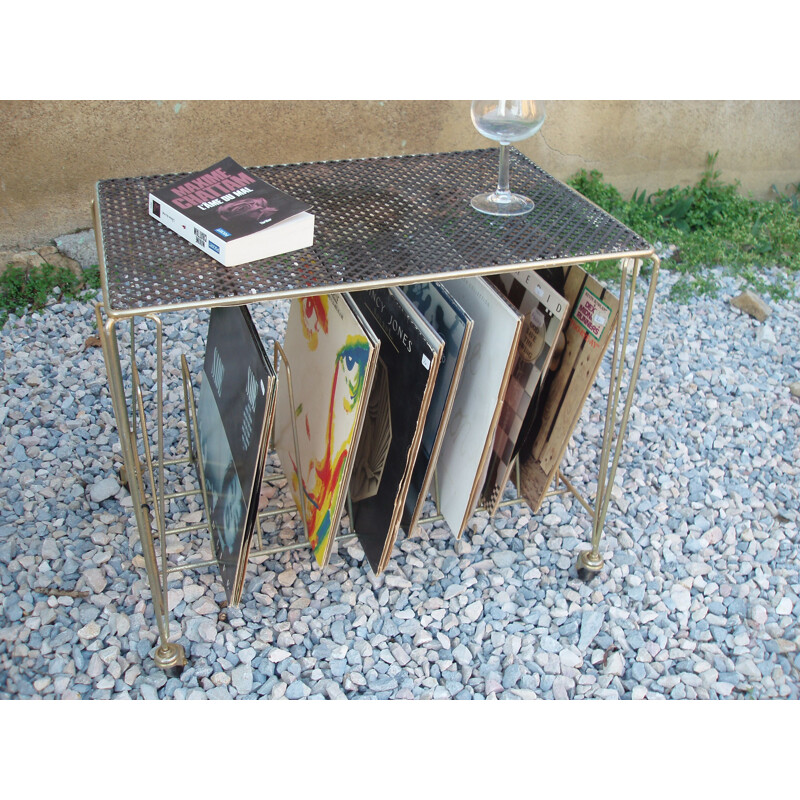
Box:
[196,304,276,605]
[150,156,310,241]
[349,287,442,573]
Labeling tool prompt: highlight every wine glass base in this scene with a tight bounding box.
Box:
[470,191,534,216]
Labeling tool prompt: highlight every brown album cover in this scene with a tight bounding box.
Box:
[482,270,568,516]
[515,265,620,512]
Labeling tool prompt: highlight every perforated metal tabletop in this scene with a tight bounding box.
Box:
[95,148,654,316]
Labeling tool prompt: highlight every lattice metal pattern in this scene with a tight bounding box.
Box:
[97,149,653,314]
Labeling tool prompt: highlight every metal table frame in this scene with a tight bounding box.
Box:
[92,148,659,672]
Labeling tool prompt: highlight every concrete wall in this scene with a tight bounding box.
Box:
[1,100,798,250]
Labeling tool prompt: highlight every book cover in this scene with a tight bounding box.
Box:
[196,304,277,606]
[515,265,620,512]
[434,276,523,538]
[272,293,379,568]
[400,281,473,536]
[148,156,314,267]
[481,270,569,516]
[349,287,443,574]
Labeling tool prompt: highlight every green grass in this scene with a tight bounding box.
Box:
[569,152,800,301]
[0,261,101,328]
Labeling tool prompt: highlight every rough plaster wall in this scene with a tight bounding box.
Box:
[1,99,798,250]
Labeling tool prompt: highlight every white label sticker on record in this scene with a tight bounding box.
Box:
[421,354,431,370]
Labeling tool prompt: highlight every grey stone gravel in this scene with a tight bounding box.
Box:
[0,264,798,700]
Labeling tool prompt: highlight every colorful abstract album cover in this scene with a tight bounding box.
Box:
[515,265,620,512]
[196,304,277,606]
[481,270,568,516]
[434,277,523,538]
[400,281,473,535]
[349,287,443,574]
[272,293,379,568]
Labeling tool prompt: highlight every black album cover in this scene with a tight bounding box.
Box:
[400,281,473,535]
[349,287,443,574]
[196,305,276,606]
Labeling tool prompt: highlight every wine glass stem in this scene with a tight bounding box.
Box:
[496,143,511,199]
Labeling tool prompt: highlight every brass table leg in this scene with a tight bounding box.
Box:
[95,304,187,673]
[577,256,661,580]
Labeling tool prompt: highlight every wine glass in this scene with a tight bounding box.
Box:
[470,100,546,216]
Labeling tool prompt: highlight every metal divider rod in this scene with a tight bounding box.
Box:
[181,357,218,564]
[164,488,203,501]
[166,558,218,575]
[163,456,192,468]
[249,531,359,561]
[260,505,298,521]
[254,501,265,551]
[181,354,196,466]
[345,490,355,536]
[556,469,595,516]
[272,342,311,545]
[134,383,170,631]
[165,522,208,536]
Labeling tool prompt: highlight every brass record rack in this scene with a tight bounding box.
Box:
[92,148,659,672]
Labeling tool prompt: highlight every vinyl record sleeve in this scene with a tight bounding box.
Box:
[196,304,277,606]
[400,281,473,535]
[273,293,379,568]
[434,276,523,538]
[515,265,620,512]
[482,270,568,516]
[349,287,443,574]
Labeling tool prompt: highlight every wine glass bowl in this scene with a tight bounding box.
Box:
[470,100,545,216]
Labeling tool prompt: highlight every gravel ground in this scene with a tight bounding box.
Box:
[1,264,798,700]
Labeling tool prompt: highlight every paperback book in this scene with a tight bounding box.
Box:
[349,287,443,574]
[434,277,523,538]
[515,265,620,511]
[272,293,379,568]
[481,270,568,516]
[196,305,277,606]
[400,281,473,535]
[148,156,314,267]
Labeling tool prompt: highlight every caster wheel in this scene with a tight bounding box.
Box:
[164,663,186,679]
[577,565,600,583]
[576,550,603,582]
[153,642,187,674]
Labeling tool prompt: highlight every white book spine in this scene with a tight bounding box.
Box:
[148,193,229,265]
